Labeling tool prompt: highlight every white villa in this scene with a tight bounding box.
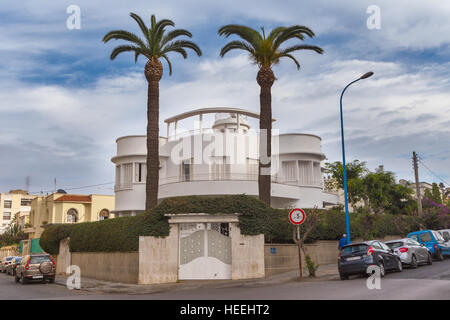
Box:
[111,107,339,216]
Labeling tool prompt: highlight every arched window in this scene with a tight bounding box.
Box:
[66,208,78,223]
[99,209,110,221]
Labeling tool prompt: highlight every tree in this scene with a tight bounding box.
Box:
[103,13,202,211]
[324,160,368,210]
[431,182,443,204]
[439,182,446,201]
[292,206,321,277]
[218,25,323,205]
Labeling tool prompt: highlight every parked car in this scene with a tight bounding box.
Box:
[15,254,56,284]
[438,229,450,243]
[385,238,432,268]
[338,240,403,280]
[407,230,450,261]
[6,257,22,276]
[1,256,16,273]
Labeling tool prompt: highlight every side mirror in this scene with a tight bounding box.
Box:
[391,249,395,253]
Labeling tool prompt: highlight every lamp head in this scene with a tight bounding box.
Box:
[360,71,374,80]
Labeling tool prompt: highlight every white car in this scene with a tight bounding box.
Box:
[438,229,450,245]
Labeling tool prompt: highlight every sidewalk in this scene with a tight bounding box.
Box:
[54,263,339,295]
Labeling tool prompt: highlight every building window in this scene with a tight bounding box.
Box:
[135,163,147,183]
[210,156,230,180]
[123,163,133,187]
[21,199,32,206]
[66,208,78,223]
[282,161,297,183]
[3,211,11,221]
[246,158,258,179]
[4,200,12,209]
[99,209,110,221]
[115,165,121,187]
[181,159,192,181]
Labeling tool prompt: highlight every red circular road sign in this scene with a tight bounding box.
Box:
[289,208,306,225]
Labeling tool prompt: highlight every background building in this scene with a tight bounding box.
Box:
[25,193,115,239]
[0,190,35,234]
[112,107,339,216]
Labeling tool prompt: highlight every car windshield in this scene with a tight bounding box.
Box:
[441,231,450,242]
[433,231,445,243]
[15,258,22,263]
[386,241,404,249]
[29,256,51,264]
[341,244,368,256]
[6,257,14,261]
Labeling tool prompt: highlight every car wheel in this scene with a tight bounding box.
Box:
[396,258,403,272]
[21,274,28,285]
[427,253,433,265]
[339,272,349,280]
[378,261,385,277]
[410,255,418,269]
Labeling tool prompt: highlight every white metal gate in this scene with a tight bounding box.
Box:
[179,222,232,280]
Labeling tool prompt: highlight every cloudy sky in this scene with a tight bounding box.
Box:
[0,0,449,195]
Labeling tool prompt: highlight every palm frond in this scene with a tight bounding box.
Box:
[109,45,148,61]
[273,25,316,50]
[129,13,150,43]
[161,54,173,75]
[267,27,286,41]
[161,29,193,46]
[276,53,301,69]
[162,40,202,57]
[280,44,324,55]
[218,24,262,47]
[219,40,255,57]
[102,30,147,49]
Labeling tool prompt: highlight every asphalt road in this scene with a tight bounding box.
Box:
[1,259,449,300]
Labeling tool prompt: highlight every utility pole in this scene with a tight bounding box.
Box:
[54,178,57,194]
[413,151,422,216]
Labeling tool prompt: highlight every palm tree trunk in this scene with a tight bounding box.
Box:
[145,58,163,211]
[257,66,275,206]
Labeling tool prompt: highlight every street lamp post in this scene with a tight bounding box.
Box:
[340,71,373,245]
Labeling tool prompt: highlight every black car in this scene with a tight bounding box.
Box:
[338,240,403,280]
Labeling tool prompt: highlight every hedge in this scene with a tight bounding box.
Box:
[39,194,449,254]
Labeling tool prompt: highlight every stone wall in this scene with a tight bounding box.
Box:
[71,252,139,284]
[264,235,402,276]
[231,222,265,280]
[0,245,19,260]
[138,224,179,284]
[56,238,71,275]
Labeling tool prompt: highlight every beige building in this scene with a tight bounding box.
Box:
[399,180,433,200]
[25,193,115,239]
[0,190,35,235]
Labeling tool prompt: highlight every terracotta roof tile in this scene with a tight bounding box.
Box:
[54,195,91,202]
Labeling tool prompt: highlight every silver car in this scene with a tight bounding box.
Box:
[385,238,432,268]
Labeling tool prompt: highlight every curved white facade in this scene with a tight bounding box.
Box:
[111,108,338,215]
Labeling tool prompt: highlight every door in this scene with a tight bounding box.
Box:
[179,222,232,280]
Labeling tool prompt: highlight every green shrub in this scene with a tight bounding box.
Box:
[39,194,450,254]
[305,254,320,277]
[39,224,74,254]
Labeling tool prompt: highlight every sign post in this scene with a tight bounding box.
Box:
[289,208,306,279]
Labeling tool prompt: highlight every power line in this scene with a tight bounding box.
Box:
[417,155,449,186]
[29,182,115,194]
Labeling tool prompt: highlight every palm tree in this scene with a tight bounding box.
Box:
[103,13,202,211]
[218,25,323,205]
